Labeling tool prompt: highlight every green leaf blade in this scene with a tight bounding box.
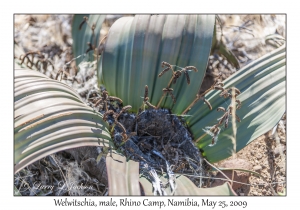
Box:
[14,69,112,173]
[106,152,140,195]
[188,46,286,162]
[72,15,106,65]
[100,15,215,113]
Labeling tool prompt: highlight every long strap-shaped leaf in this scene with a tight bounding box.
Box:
[188,45,286,162]
[106,151,140,195]
[139,174,236,195]
[174,176,236,195]
[106,152,236,195]
[100,15,215,113]
[14,69,112,173]
[72,15,106,65]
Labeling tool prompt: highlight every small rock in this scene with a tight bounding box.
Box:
[280,176,286,181]
[239,193,244,196]
[277,161,285,170]
[255,153,263,159]
[252,191,258,196]
[274,145,286,156]
[280,138,286,144]
[253,165,262,171]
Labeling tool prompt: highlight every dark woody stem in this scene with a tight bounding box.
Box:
[181,86,214,115]
[181,74,222,115]
[156,75,174,108]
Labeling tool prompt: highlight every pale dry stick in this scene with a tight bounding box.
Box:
[225,88,238,187]
[97,35,108,50]
[66,54,86,66]
[55,54,86,81]
[231,87,237,159]
[231,170,235,188]
[195,132,208,143]
[203,158,233,186]
[195,117,223,144]
[181,173,286,187]
[95,35,108,71]
[156,64,175,108]
[156,77,174,108]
